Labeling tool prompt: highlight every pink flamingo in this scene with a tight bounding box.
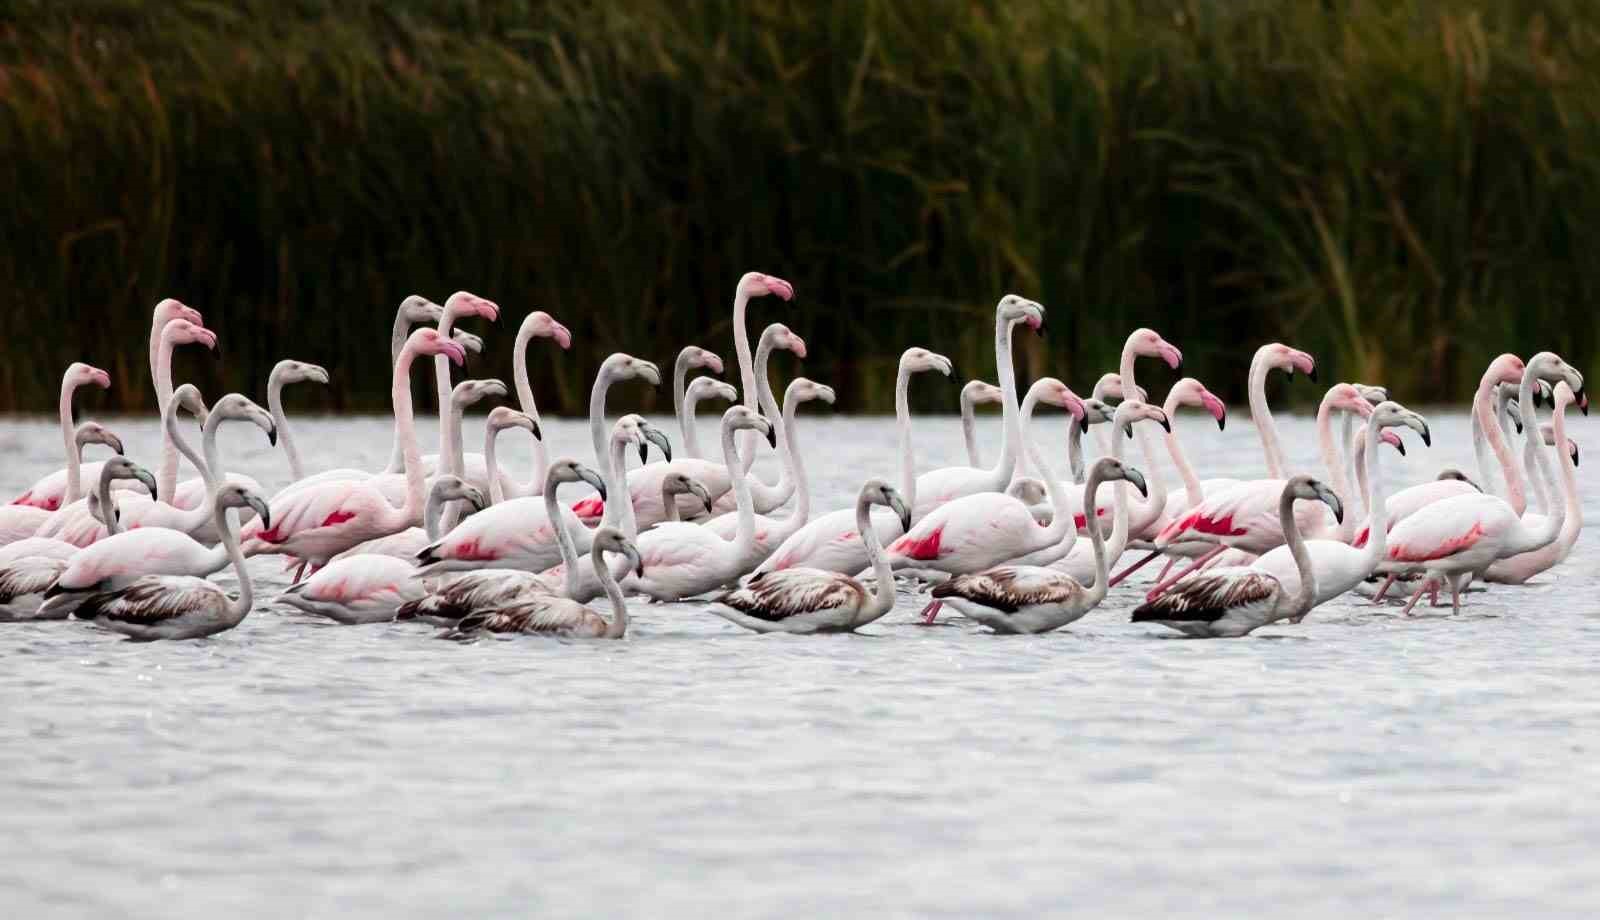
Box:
[1484,381,1585,584]
[237,328,467,576]
[749,347,950,576]
[679,376,739,461]
[959,380,1004,467]
[420,291,501,494]
[1379,352,1582,614]
[265,359,331,484]
[883,377,1088,578]
[0,421,124,546]
[499,310,573,497]
[728,272,797,477]
[9,363,117,512]
[673,345,726,461]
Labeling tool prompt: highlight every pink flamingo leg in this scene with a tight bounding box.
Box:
[1143,545,1227,602]
[1156,556,1179,583]
[1371,572,1398,604]
[1449,579,1463,615]
[1108,550,1162,588]
[918,599,943,625]
[1428,582,1440,607]
[1399,579,1433,617]
[292,560,307,584]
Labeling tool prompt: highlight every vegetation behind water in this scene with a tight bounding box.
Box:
[3,0,1597,414]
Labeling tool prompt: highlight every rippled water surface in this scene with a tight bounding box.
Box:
[2,409,1597,918]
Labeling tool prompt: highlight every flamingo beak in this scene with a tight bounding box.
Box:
[465,486,488,512]
[1202,392,1227,430]
[703,352,724,374]
[1154,410,1171,433]
[764,422,778,449]
[133,467,158,496]
[1126,467,1149,499]
[642,425,673,463]
[1159,342,1183,370]
[104,433,126,455]
[265,422,279,447]
[789,335,808,359]
[763,276,795,301]
[91,368,112,389]
[246,495,272,531]
[629,546,645,578]
[530,418,542,441]
[1572,442,1581,467]
[887,491,911,534]
[689,481,714,515]
[552,322,573,350]
[577,466,607,502]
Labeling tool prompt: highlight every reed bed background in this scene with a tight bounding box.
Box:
[3,0,1597,414]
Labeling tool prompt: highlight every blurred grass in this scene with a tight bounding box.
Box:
[2,0,1596,413]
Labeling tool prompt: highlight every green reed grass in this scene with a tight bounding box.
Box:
[2,0,1597,414]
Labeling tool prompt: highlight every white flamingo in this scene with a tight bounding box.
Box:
[680,376,738,462]
[503,310,572,497]
[728,272,796,477]
[753,347,950,575]
[673,345,726,460]
[924,458,1148,634]
[482,407,542,505]
[8,362,117,512]
[71,483,267,641]
[1131,476,1343,638]
[0,420,125,545]
[266,359,330,483]
[709,480,910,634]
[959,380,1004,468]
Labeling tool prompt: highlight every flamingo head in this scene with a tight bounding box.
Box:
[164,318,218,351]
[662,471,715,516]
[594,527,645,578]
[210,393,279,447]
[1257,343,1315,381]
[408,328,467,367]
[487,406,541,441]
[861,479,911,534]
[961,380,1003,407]
[1528,351,1585,401]
[639,418,673,465]
[1372,400,1431,449]
[900,347,953,378]
[452,378,507,411]
[761,323,807,360]
[1379,429,1406,455]
[724,405,776,449]
[65,362,113,391]
[686,376,738,407]
[1164,378,1225,430]
[272,360,330,387]
[997,295,1045,334]
[1080,397,1114,426]
[430,475,488,513]
[1130,328,1183,370]
[1091,372,1147,403]
[399,295,444,326]
[215,484,272,531]
[678,345,723,376]
[1090,457,1149,499]
[102,456,157,497]
[1437,468,1482,490]
[1323,383,1376,419]
[1006,477,1049,505]
[449,330,485,356]
[1287,475,1343,524]
[603,353,661,387]
[445,291,500,324]
[1486,354,1527,387]
[1351,383,1389,405]
[1114,400,1170,438]
[518,311,572,350]
[155,298,204,329]
[171,383,210,427]
[546,458,607,502]
[1031,377,1088,425]
[787,377,835,406]
[74,421,125,457]
[739,272,795,302]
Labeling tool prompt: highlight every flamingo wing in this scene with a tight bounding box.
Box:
[77,576,223,625]
[1131,567,1279,623]
[1155,480,1281,545]
[1384,495,1503,564]
[933,566,1085,612]
[0,557,67,603]
[718,568,861,621]
[451,597,604,636]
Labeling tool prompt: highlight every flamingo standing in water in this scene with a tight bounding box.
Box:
[1484,382,1584,584]
[924,458,1148,634]
[680,376,738,461]
[0,421,125,546]
[728,272,796,477]
[1377,352,1583,614]
[673,345,726,460]
[1131,476,1343,637]
[265,359,331,484]
[709,480,910,634]
[501,310,572,498]
[238,328,467,575]
[882,378,1088,576]
[751,347,951,576]
[71,484,269,641]
[9,362,117,513]
[440,528,641,640]
[959,380,1003,467]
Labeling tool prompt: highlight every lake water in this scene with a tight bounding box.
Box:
[2,408,1596,918]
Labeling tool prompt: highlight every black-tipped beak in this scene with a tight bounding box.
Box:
[1394,441,1406,457]
[1582,394,1590,416]
[638,443,648,465]
[765,425,777,449]
[1574,445,1581,467]
[1307,366,1318,382]
[1122,424,1134,439]
[1128,470,1149,499]
[135,470,157,496]
[108,435,126,455]
[1080,417,1090,434]
[1420,426,1432,448]
[1217,416,1226,431]
[1158,416,1171,433]
[531,420,542,441]
[266,424,279,447]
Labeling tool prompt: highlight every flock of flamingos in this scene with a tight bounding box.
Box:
[0,272,1585,641]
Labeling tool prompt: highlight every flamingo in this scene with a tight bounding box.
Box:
[728,272,796,477]
[9,362,117,511]
[412,382,661,576]
[274,476,488,624]
[680,376,738,461]
[265,359,330,483]
[754,347,951,575]
[1378,352,1582,614]
[882,378,1088,576]
[237,328,467,572]
[151,318,220,504]
[422,291,500,496]
[604,323,802,528]
[434,378,513,532]
[503,310,572,497]
[619,406,776,601]
[71,483,268,641]
[909,295,1042,517]
[1250,402,1430,615]
[923,458,1149,634]
[440,528,641,640]
[395,458,611,625]
[327,474,490,564]
[699,377,835,558]
[1131,476,1343,637]
[0,421,125,545]
[481,407,542,505]
[709,480,910,634]
[673,345,726,460]
[959,379,1003,467]
[0,459,156,621]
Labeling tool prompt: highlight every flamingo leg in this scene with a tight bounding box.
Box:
[1399,579,1431,617]
[1156,557,1179,583]
[1143,545,1227,602]
[1372,573,1398,604]
[918,599,943,625]
[1428,581,1440,607]
[1449,579,1463,615]
[1108,550,1163,588]
[291,560,307,584]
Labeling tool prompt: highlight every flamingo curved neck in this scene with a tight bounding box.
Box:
[781,393,809,523]
[961,392,983,468]
[990,316,1024,490]
[673,351,701,461]
[391,345,429,529]
[164,402,213,534]
[1315,399,1356,541]
[212,497,251,621]
[96,467,125,537]
[268,373,304,482]
[894,360,918,516]
[1552,398,1581,549]
[720,420,756,557]
[1161,393,1203,507]
[732,287,763,477]
[1357,420,1387,570]
[1279,488,1318,618]
[384,308,415,474]
[1019,391,1073,551]
[1104,420,1134,563]
[751,334,788,491]
[604,435,637,537]
[155,332,182,502]
[856,495,894,623]
[1248,354,1287,479]
[439,393,474,532]
[545,478,583,599]
[513,328,549,496]
[433,313,459,478]
[58,376,80,502]
[595,543,629,639]
[588,365,621,482]
[1083,468,1113,605]
[1477,370,1526,514]
[1131,421,1168,534]
[1514,370,1562,553]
